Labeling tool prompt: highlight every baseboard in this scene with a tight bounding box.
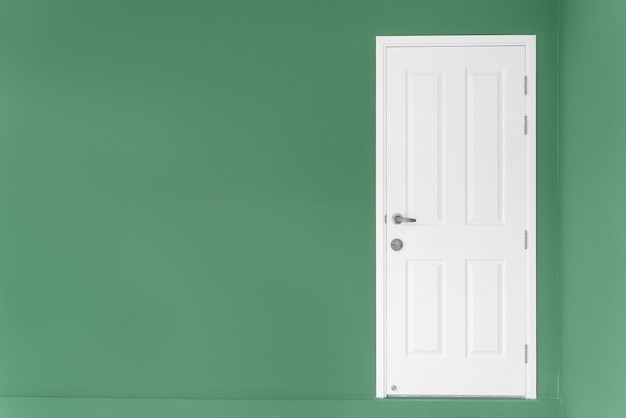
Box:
[0,397,561,418]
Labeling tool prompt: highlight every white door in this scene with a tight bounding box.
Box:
[377,37,535,398]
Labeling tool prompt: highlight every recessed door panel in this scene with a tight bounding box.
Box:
[466,260,505,356]
[406,72,445,224]
[467,70,505,225]
[406,260,445,355]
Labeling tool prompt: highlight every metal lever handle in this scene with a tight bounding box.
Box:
[392,213,417,224]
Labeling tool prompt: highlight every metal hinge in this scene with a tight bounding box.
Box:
[525,344,528,363]
[384,214,387,224]
[524,76,528,95]
[524,230,528,249]
[524,116,528,135]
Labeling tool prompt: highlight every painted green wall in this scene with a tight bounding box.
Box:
[0,0,559,416]
[560,1,626,417]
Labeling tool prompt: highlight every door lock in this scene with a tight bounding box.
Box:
[390,239,403,251]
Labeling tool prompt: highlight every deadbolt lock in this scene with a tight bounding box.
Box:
[390,239,403,251]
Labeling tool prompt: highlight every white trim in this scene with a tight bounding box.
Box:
[375,36,386,399]
[375,35,537,399]
[524,35,537,400]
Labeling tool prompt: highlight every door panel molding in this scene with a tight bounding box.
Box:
[375,35,536,399]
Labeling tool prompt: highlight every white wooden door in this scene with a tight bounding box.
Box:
[378,38,535,398]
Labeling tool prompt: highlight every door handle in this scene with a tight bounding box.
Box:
[392,213,417,224]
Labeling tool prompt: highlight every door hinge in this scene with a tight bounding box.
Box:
[524,230,528,249]
[524,116,528,135]
[525,344,528,364]
[524,76,528,95]
[384,214,387,224]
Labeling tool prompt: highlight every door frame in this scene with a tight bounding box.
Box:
[375,35,536,399]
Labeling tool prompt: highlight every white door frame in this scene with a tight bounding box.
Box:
[375,35,536,399]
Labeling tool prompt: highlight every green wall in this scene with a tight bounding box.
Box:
[560,1,626,417]
[0,0,559,416]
